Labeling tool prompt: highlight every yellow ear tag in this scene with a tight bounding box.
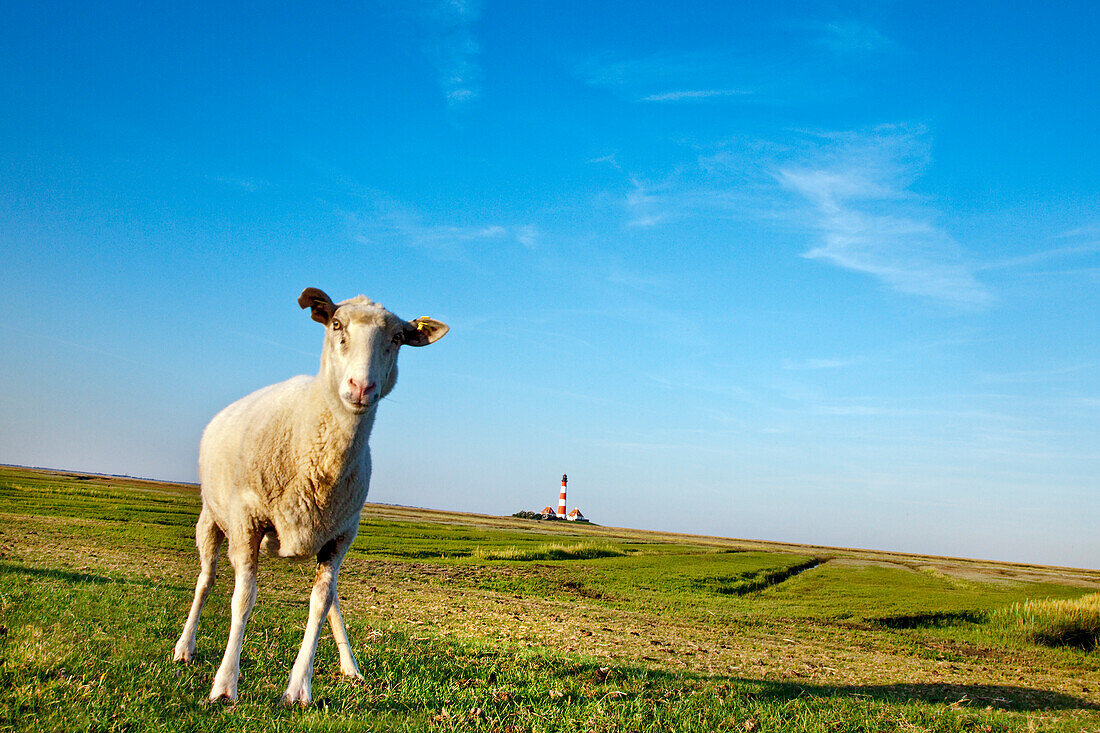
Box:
[416,321,426,331]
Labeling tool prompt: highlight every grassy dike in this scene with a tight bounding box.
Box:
[1,466,1097,732]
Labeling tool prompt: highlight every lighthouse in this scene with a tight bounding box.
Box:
[558,474,567,519]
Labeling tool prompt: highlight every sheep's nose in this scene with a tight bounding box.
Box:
[348,378,375,402]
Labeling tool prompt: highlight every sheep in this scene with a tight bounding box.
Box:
[172,287,448,705]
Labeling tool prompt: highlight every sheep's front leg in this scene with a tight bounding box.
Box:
[282,534,352,705]
[327,594,363,679]
[208,533,261,702]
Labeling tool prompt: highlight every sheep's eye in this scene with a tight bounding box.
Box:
[331,319,342,331]
[391,333,403,345]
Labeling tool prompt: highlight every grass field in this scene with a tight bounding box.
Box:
[1,465,1097,732]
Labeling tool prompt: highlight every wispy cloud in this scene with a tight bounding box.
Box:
[777,125,992,307]
[514,224,539,249]
[646,372,759,404]
[625,176,671,227]
[360,220,534,253]
[781,357,852,370]
[584,118,987,307]
[976,363,1096,385]
[816,20,896,54]
[577,51,759,103]
[588,153,623,170]
[607,266,663,291]
[0,322,142,366]
[977,242,1100,271]
[598,141,792,230]
[206,174,268,192]
[1057,223,1100,239]
[604,125,992,306]
[420,0,482,105]
[805,399,1016,424]
[641,89,751,102]
[350,198,536,256]
[578,18,894,106]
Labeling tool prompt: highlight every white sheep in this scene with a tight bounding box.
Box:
[172,287,448,705]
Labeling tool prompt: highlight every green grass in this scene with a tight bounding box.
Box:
[690,557,822,596]
[758,560,1087,622]
[1,466,1098,732]
[0,563,1061,733]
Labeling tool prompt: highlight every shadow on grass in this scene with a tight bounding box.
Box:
[0,562,114,585]
[551,659,1098,714]
[0,561,170,590]
[873,610,987,629]
[755,679,1098,713]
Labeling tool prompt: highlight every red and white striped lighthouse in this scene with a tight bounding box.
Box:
[558,474,567,519]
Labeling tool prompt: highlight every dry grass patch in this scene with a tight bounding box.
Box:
[470,541,625,561]
[996,593,1100,650]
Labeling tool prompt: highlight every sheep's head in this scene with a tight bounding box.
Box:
[298,287,448,415]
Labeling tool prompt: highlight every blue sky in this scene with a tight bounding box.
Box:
[1,1,1097,568]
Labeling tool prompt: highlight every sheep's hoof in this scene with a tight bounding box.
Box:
[280,691,312,708]
[172,647,193,664]
[208,677,238,704]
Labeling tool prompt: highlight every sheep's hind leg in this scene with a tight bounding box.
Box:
[208,530,261,702]
[174,508,223,664]
[282,534,352,705]
[328,594,363,679]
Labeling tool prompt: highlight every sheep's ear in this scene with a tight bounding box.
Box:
[403,317,449,347]
[298,288,337,325]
